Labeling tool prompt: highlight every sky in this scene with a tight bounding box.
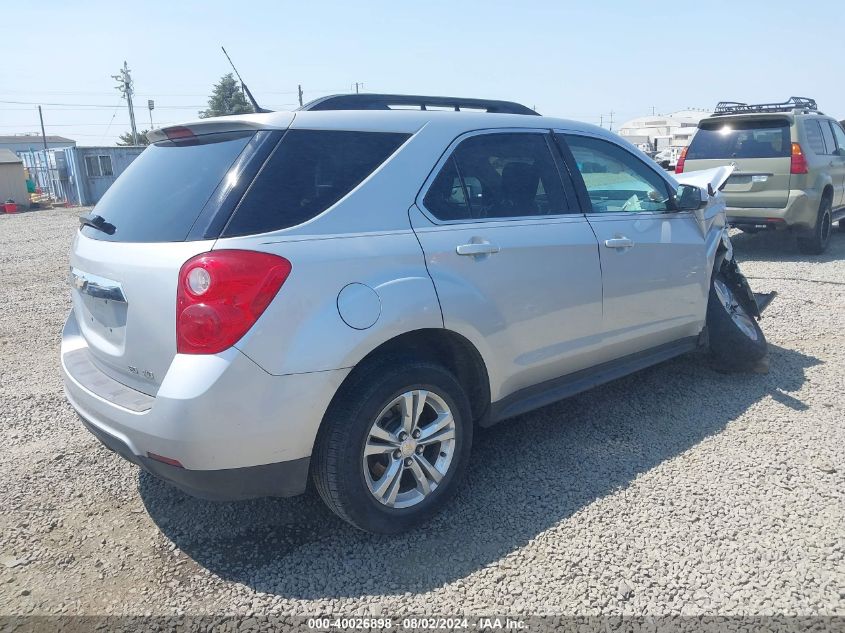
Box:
[1,0,843,146]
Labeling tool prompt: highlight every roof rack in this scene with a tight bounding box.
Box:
[713,96,820,116]
[299,93,539,115]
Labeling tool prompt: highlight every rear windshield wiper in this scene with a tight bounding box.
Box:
[79,214,116,236]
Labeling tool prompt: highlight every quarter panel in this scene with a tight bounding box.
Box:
[220,231,443,375]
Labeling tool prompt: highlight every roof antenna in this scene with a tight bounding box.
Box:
[220,46,270,113]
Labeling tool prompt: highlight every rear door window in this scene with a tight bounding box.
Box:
[686,119,791,159]
[81,131,253,242]
[222,130,409,236]
[423,157,470,220]
[819,121,836,155]
[830,122,845,152]
[423,132,572,221]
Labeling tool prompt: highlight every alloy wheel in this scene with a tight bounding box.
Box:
[362,390,456,509]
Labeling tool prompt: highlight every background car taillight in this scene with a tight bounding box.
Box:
[675,146,688,174]
[177,250,292,354]
[790,142,808,174]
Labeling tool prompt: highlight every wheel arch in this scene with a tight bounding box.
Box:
[821,183,834,204]
[327,328,492,426]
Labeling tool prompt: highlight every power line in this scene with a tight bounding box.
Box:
[0,87,350,97]
[0,100,311,109]
[101,98,125,145]
[0,99,126,107]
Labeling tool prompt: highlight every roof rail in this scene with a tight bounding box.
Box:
[713,96,820,116]
[299,93,539,116]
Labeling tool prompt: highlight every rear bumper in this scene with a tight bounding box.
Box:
[79,416,310,500]
[726,188,820,231]
[61,311,350,500]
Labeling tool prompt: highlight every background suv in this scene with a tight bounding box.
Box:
[678,97,845,254]
[61,94,766,533]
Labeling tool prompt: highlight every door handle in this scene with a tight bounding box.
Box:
[456,242,500,256]
[604,237,634,249]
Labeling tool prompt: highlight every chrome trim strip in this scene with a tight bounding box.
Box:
[68,268,127,303]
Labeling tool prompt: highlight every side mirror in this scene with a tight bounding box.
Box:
[675,184,706,211]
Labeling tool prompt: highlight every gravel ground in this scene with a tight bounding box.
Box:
[0,208,843,621]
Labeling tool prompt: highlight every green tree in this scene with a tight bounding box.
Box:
[116,129,150,146]
[199,73,254,118]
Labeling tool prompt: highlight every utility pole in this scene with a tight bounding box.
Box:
[298,84,303,107]
[353,82,363,94]
[112,61,138,145]
[38,105,49,156]
[148,99,155,129]
[37,105,54,199]
[599,114,604,128]
[608,110,615,131]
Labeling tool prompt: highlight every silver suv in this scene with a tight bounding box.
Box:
[61,94,767,533]
[679,97,845,254]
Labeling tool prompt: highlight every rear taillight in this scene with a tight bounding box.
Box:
[176,250,292,355]
[790,142,808,174]
[675,146,688,174]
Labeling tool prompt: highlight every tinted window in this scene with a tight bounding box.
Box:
[563,135,671,213]
[424,133,569,221]
[81,131,253,242]
[423,157,469,220]
[686,119,790,159]
[804,120,827,154]
[223,130,409,236]
[820,121,836,155]
[830,122,845,152]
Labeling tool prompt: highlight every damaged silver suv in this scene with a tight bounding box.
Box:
[61,94,767,533]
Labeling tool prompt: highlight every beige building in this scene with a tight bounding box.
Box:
[618,110,710,166]
[0,149,28,209]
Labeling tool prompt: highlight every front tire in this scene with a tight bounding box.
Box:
[312,359,472,534]
[797,195,832,254]
[707,271,767,371]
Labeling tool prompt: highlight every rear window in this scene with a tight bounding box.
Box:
[222,130,410,236]
[81,131,253,242]
[686,119,790,159]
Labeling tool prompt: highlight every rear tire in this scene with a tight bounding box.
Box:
[707,271,767,371]
[312,359,472,534]
[797,196,833,254]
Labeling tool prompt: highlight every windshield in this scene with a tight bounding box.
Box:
[686,119,790,160]
[80,131,253,242]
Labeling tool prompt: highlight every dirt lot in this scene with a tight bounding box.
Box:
[0,208,843,620]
